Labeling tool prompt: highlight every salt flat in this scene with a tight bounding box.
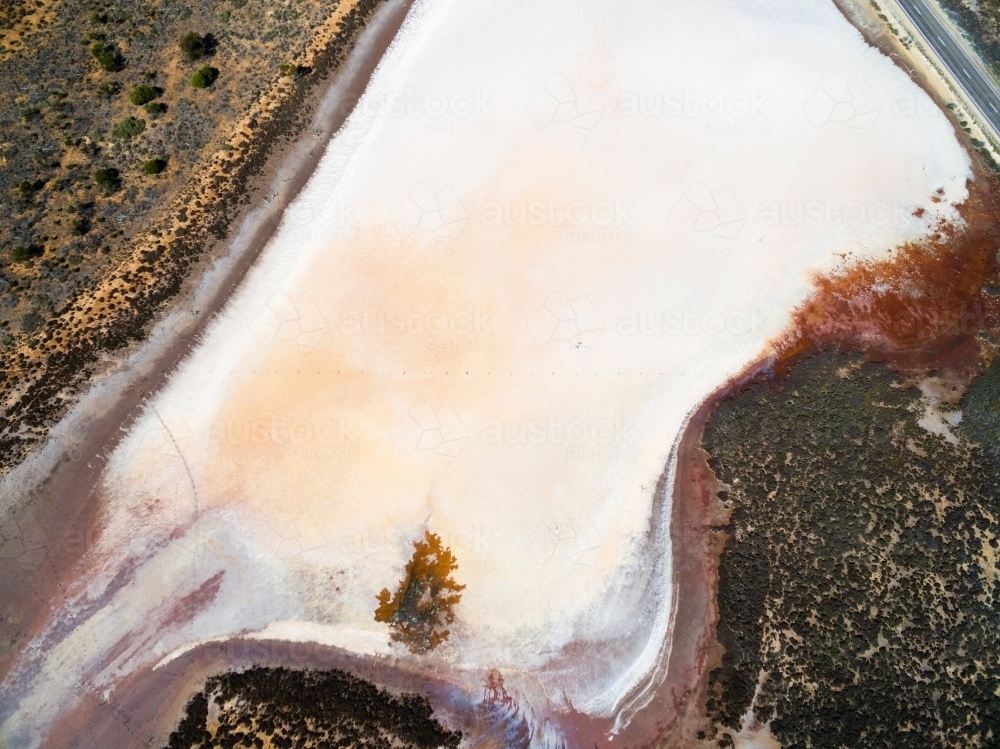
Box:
[1,0,971,745]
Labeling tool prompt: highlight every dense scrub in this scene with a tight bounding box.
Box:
[0,0,358,349]
[938,0,1000,77]
[702,351,1000,748]
[165,666,462,749]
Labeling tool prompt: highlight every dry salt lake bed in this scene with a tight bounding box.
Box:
[3,0,996,747]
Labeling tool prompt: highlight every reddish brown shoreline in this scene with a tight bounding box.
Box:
[612,7,1000,743]
[42,638,481,749]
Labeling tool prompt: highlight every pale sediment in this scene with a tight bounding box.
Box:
[0,0,415,736]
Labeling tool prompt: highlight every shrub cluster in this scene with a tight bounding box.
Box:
[11,244,43,262]
[178,31,207,61]
[92,166,120,191]
[190,65,219,89]
[142,158,166,175]
[111,116,145,139]
[90,41,124,72]
[128,84,159,106]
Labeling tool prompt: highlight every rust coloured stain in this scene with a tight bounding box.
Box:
[773,177,1000,378]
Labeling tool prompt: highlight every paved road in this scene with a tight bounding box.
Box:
[895,0,1000,135]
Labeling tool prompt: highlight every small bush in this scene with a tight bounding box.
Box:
[71,218,90,236]
[90,42,124,72]
[20,311,44,333]
[11,245,43,262]
[178,31,206,61]
[17,179,44,197]
[21,107,40,122]
[97,81,120,99]
[128,84,159,106]
[111,116,146,139]
[145,101,168,116]
[142,158,166,175]
[190,66,219,89]
[93,167,120,191]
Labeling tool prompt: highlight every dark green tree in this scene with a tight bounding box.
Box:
[142,158,166,175]
[93,167,120,192]
[178,31,206,61]
[190,65,219,89]
[111,116,145,139]
[90,42,124,72]
[128,85,159,106]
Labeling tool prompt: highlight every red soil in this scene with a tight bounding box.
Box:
[774,177,1000,379]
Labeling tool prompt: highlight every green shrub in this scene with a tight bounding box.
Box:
[21,107,40,122]
[178,31,206,61]
[128,84,159,106]
[20,311,44,333]
[71,218,90,236]
[90,42,124,72]
[97,81,120,99]
[142,158,166,175]
[190,65,219,89]
[111,116,145,139]
[17,179,44,197]
[145,101,168,116]
[11,245,43,262]
[93,167,120,191]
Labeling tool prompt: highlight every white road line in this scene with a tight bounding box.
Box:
[904,0,1000,132]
